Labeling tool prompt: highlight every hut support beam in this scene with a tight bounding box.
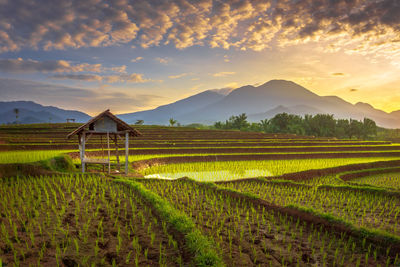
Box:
[125,132,129,175]
[107,132,110,174]
[114,135,120,172]
[80,132,86,173]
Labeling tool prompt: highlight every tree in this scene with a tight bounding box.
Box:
[230,113,249,130]
[260,119,270,132]
[335,119,350,139]
[362,118,377,139]
[135,119,144,125]
[349,119,363,139]
[13,108,19,124]
[214,121,224,129]
[169,118,177,127]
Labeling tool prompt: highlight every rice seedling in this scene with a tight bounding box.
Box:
[351,172,400,190]
[141,157,400,181]
[222,177,400,237]
[139,178,397,266]
[0,174,182,266]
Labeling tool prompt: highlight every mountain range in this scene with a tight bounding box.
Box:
[1,80,399,128]
[119,80,400,128]
[0,101,91,124]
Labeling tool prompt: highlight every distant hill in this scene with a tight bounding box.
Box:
[3,80,399,128]
[118,89,227,124]
[118,80,400,128]
[0,101,91,124]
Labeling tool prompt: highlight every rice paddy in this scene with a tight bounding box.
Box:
[1,123,400,266]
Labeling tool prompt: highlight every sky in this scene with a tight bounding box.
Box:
[0,0,399,115]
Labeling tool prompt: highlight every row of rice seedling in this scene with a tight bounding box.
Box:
[221,179,400,238]
[0,150,72,164]
[140,157,400,181]
[351,172,400,190]
[0,174,183,266]
[139,178,397,266]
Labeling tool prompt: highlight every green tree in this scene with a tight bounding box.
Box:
[335,119,350,139]
[349,119,363,139]
[13,108,19,124]
[230,113,249,130]
[362,118,377,139]
[169,118,177,127]
[135,119,144,125]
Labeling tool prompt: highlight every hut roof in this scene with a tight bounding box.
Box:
[67,109,141,139]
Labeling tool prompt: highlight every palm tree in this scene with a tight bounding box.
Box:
[169,118,177,127]
[13,108,19,124]
[135,119,144,125]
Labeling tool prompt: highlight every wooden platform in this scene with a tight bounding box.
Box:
[82,158,110,164]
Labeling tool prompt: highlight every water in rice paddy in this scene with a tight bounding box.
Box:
[144,169,273,181]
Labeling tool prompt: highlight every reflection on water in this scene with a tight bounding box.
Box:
[144,169,273,181]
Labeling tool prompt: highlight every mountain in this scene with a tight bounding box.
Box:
[118,80,400,128]
[4,80,399,128]
[0,101,91,124]
[118,89,226,124]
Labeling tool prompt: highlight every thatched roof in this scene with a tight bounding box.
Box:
[67,109,141,139]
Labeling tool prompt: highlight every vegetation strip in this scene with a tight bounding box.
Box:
[132,153,400,168]
[188,178,400,257]
[273,159,400,182]
[317,184,400,199]
[339,167,400,181]
[114,179,224,267]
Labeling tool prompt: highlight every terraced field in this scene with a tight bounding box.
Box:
[0,123,400,266]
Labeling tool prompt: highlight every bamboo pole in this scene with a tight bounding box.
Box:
[125,131,129,175]
[81,132,86,173]
[107,132,110,174]
[115,135,120,172]
[101,135,104,172]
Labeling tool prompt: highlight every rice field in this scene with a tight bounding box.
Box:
[141,158,400,181]
[221,179,400,237]
[1,123,400,266]
[351,172,400,190]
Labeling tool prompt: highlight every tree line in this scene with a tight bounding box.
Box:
[214,113,378,139]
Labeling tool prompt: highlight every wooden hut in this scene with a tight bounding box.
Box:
[67,109,141,174]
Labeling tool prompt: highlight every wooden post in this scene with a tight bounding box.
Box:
[114,135,120,172]
[125,131,129,175]
[81,132,86,173]
[107,132,110,174]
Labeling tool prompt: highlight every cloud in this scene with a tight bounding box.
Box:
[0,78,163,113]
[50,73,151,83]
[213,71,236,77]
[0,0,399,58]
[0,58,126,73]
[168,73,188,79]
[50,74,103,81]
[331,72,345,76]
[131,56,143,62]
[155,57,170,64]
